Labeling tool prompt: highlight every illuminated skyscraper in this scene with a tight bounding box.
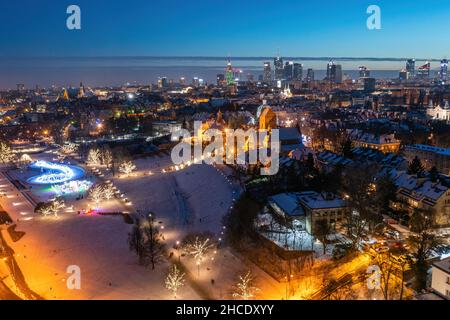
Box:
[359,66,370,78]
[406,59,416,78]
[263,62,271,83]
[225,59,235,85]
[399,69,408,81]
[274,56,284,80]
[440,59,448,83]
[326,61,342,84]
[417,61,430,79]
[158,77,168,88]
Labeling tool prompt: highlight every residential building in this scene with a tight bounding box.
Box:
[404,144,450,175]
[267,191,348,234]
[427,100,450,122]
[431,257,450,299]
[348,129,401,153]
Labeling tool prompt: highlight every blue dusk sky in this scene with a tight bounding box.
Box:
[1,0,450,58]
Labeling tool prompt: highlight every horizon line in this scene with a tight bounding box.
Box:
[0,55,443,62]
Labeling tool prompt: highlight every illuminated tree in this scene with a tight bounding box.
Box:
[87,148,101,166]
[102,183,115,200]
[119,160,136,177]
[51,198,65,216]
[232,271,259,300]
[18,154,33,168]
[89,184,104,208]
[36,197,66,217]
[61,143,78,155]
[165,264,185,299]
[101,147,113,168]
[183,236,213,276]
[36,203,53,216]
[0,141,15,164]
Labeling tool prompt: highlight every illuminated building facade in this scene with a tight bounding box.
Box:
[263,62,271,83]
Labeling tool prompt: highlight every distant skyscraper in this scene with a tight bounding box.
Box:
[225,59,235,85]
[274,56,284,80]
[16,83,25,92]
[77,81,85,98]
[263,62,271,83]
[359,66,370,78]
[417,61,431,79]
[293,63,303,81]
[363,77,376,92]
[158,77,168,88]
[327,61,342,84]
[192,77,200,87]
[406,59,416,78]
[179,77,186,85]
[306,68,315,82]
[399,69,409,81]
[284,61,294,80]
[440,59,448,83]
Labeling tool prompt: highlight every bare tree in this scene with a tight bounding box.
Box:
[314,219,332,255]
[128,214,166,270]
[407,208,441,291]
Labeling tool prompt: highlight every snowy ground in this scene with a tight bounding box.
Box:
[0,151,264,299]
[256,214,351,260]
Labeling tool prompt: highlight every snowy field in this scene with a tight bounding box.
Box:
[0,151,241,299]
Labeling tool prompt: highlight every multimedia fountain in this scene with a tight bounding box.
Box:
[27,160,86,185]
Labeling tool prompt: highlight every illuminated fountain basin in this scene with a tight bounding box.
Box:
[27,160,85,185]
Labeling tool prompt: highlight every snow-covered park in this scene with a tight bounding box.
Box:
[0,151,246,299]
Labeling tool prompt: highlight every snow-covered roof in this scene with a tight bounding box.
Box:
[406,144,450,157]
[382,168,449,204]
[347,129,400,145]
[279,127,302,141]
[268,193,305,217]
[433,256,450,275]
[297,191,347,210]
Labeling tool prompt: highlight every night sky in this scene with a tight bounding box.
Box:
[1,0,450,58]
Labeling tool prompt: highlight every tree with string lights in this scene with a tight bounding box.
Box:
[102,183,115,200]
[165,264,185,299]
[183,236,214,277]
[232,271,260,300]
[89,184,104,208]
[119,160,136,177]
[60,143,78,155]
[87,148,101,166]
[0,141,15,164]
